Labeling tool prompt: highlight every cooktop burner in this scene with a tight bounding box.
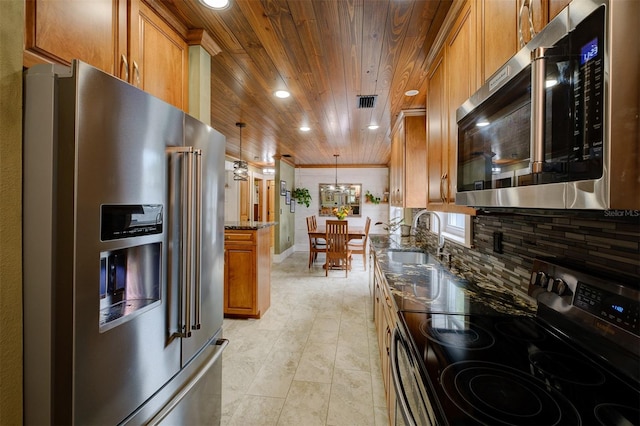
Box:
[441,361,581,425]
[419,317,495,350]
[529,351,606,386]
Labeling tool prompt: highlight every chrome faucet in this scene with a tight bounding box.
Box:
[412,209,445,255]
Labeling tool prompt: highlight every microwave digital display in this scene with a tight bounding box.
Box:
[580,37,599,65]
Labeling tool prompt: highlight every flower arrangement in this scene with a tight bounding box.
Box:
[332,206,350,220]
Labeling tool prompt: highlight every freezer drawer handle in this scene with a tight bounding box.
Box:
[147,338,229,426]
[167,146,202,338]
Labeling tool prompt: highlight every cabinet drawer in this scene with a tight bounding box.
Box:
[224,231,256,244]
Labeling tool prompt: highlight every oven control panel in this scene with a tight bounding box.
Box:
[574,282,639,336]
[528,259,640,340]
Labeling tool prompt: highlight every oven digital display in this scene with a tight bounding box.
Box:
[611,304,624,314]
[580,37,598,65]
[575,282,639,336]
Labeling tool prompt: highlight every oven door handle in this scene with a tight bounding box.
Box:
[390,327,417,426]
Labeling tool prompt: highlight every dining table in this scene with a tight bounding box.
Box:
[308,225,365,271]
[308,226,365,241]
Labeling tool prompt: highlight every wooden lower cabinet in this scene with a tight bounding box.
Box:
[373,257,397,425]
[224,227,271,318]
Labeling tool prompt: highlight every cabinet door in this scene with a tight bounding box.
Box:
[24,0,127,74]
[404,114,427,208]
[426,50,447,207]
[445,1,478,206]
[481,0,518,81]
[548,0,569,22]
[390,124,405,207]
[129,0,188,110]
[224,245,256,316]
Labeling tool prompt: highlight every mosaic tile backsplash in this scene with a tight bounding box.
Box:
[412,209,640,299]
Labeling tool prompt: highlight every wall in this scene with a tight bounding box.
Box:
[0,0,24,423]
[293,167,389,251]
[413,209,640,300]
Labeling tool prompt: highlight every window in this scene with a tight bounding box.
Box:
[436,212,473,248]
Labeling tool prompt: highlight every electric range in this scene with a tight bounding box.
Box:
[393,259,640,425]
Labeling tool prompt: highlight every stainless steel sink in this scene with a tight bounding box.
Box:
[388,250,430,264]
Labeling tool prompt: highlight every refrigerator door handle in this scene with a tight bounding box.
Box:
[192,149,202,330]
[167,146,201,338]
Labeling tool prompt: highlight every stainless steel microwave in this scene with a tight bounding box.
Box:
[455,0,639,210]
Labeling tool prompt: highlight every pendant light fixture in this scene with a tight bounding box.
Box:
[233,122,248,181]
[331,154,345,194]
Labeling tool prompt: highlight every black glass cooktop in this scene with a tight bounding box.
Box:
[400,312,640,425]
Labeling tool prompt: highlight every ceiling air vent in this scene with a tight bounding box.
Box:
[357,95,377,109]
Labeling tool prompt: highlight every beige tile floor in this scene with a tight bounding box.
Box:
[221,251,388,426]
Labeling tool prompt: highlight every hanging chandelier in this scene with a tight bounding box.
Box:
[233,122,248,181]
[330,154,345,194]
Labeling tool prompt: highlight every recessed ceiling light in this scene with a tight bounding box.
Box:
[405,89,419,96]
[300,126,311,132]
[199,0,230,9]
[274,90,290,99]
[368,124,379,130]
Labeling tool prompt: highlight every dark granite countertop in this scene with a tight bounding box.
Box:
[369,234,536,317]
[224,221,277,230]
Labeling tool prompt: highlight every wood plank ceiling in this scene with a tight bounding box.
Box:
[163,0,452,167]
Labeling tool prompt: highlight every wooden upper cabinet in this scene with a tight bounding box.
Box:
[24,0,188,111]
[389,110,426,208]
[479,0,552,82]
[389,123,405,207]
[444,0,477,209]
[480,0,518,82]
[403,112,427,208]
[24,0,127,75]
[426,51,447,207]
[129,0,188,110]
[548,0,571,21]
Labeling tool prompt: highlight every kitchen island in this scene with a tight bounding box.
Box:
[223,221,276,319]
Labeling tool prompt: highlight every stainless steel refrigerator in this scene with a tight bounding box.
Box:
[23,60,227,425]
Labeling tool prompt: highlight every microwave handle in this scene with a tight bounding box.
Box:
[530,47,547,173]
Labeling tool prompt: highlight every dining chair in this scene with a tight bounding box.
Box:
[348,216,371,270]
[325,220,352,277]
[307,216,326,268]
[311,215,326,244]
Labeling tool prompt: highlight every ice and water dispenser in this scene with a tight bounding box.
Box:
[99,204,163,331]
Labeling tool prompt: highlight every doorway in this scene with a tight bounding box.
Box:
[267,180,275,247]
